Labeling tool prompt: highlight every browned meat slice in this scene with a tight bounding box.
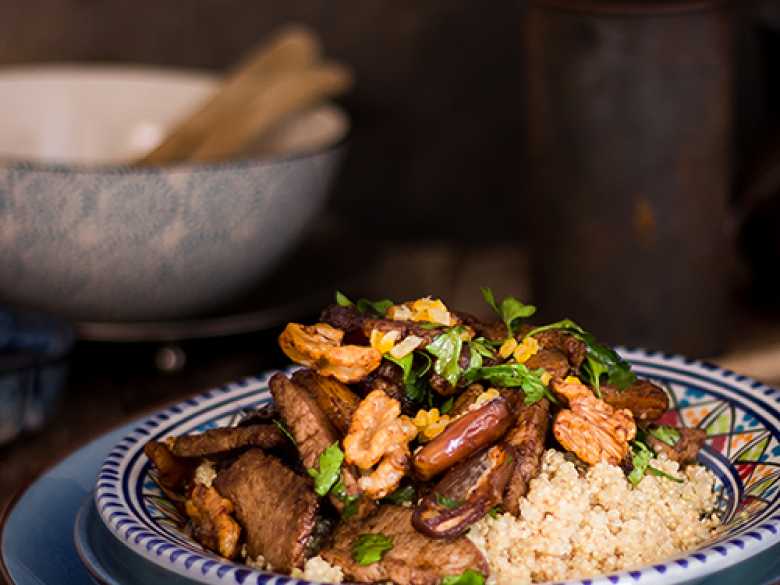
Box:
[320,304,446,345]
[144,440,195,491]
[185,484,241,559]
[646,426,707,464]
[450,384,485,417]
[502,399,550,515]
[320,505,489,585]
[601,379,669,421]
[452,311,507,341]
[170,424,286,458]
[362,361,418,415]
[214,449,318,571]
[534,330,587,369]
[270,372,339,468]
[525,348,570,381]
[291,368,361,435]
[413,444,514,538]
[270,372,375,517]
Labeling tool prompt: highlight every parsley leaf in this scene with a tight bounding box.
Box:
[627,440,653,486]
[272,419,296,444]
[330,477,361,517]
[649,425,681,447]
[470,338,497,358]
[352,533,393,565]
[307,442,344,496]
[427,327,465,387]
[442,570,486,585]
[481,287,536,335]
[487,506,502,519]
[356,298,394,316]
[382,485,416,505]
[440,396,455,415]
[524,319,636,391]
[463,364,554,405]
[435,493,461,509]
[647,466,684,483]
[335,290,354,307]
[384,352,414,382]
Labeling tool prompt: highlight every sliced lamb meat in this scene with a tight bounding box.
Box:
[170,424,286,458]
[450,384,485,417]
[452,311,507,341]
[646,426,707,464]
[502,399,550,515]
[214,449,318,571]
[270,372,376,518]
[361,361,416,415]
[320,304,446,345]
[524,348,570,381]
[534,330,587,369]
[144,440,195,491]
[291,368,361,435]
[270,372,339,469]
[601,379,669,421]
[320,505,489,585]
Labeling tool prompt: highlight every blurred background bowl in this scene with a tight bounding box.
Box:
[0,65,349,322]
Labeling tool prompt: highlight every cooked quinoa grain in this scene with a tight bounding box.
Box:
[467,449,719,585]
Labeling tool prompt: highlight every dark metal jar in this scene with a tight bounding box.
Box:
[523,0,734,356]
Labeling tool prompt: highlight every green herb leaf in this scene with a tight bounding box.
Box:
[384,352,414,383]
[330,478,361,516]
[627,440,653,486]
[352,533,393,566]
[427,327,465,387]
[464,364,554,405]
[442,570,486,585]
[649,425,681,447]
[524,319,636,391]
[435,493,461,509]
[335,291,354,307]
[440,396,455,415]
[647,465,684,483]
[399,352,433,404]
[382,485,416,505]
[481,287,536,335]
[470,338,497,358]
[356,298,394,316]
[307,442,344,496]
[272,419,296,444]
[487,506,502,519]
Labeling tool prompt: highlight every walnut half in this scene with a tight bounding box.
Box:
[279,322,382,383]
[552,379,636,465]
[343,390,418,499]
[185,484,241,559]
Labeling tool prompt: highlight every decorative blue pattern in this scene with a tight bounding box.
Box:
[95,356,780,585]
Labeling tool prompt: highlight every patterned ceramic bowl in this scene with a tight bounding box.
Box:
[0,65,348,322]
[95,351,780,585]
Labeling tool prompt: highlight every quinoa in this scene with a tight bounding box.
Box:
[291,556,344,583]
[467,449,719,585]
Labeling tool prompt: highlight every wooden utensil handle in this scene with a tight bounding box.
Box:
[136,25,321,166]
[188,62,353,163]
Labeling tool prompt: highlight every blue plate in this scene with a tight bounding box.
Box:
[0,417,194,585]
[74,495,195,585]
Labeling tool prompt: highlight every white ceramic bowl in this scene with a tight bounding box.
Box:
[0,65,348,322]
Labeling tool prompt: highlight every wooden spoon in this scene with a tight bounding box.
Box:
[136,25,322,166]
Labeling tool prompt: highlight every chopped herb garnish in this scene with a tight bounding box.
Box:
[481,287,536,336]
[523,319,636,392]
[352,533,393,565]
[649,425,681,447]
[463,364,555,405]
[427,327,465,387]
[272,419,296,444]
[647,466,684,483]
[440,396,455,415]
[435,493,461,509]
[307,442,344,496]
[356,297,394,316]
[382,484,416,505]
[627,439,653,486]
[487,506,502,519]
[384,352,414,382]
[442,570,486,585]
[335,290,354,307]
[330,478,361,517]
[470,338,497,358]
